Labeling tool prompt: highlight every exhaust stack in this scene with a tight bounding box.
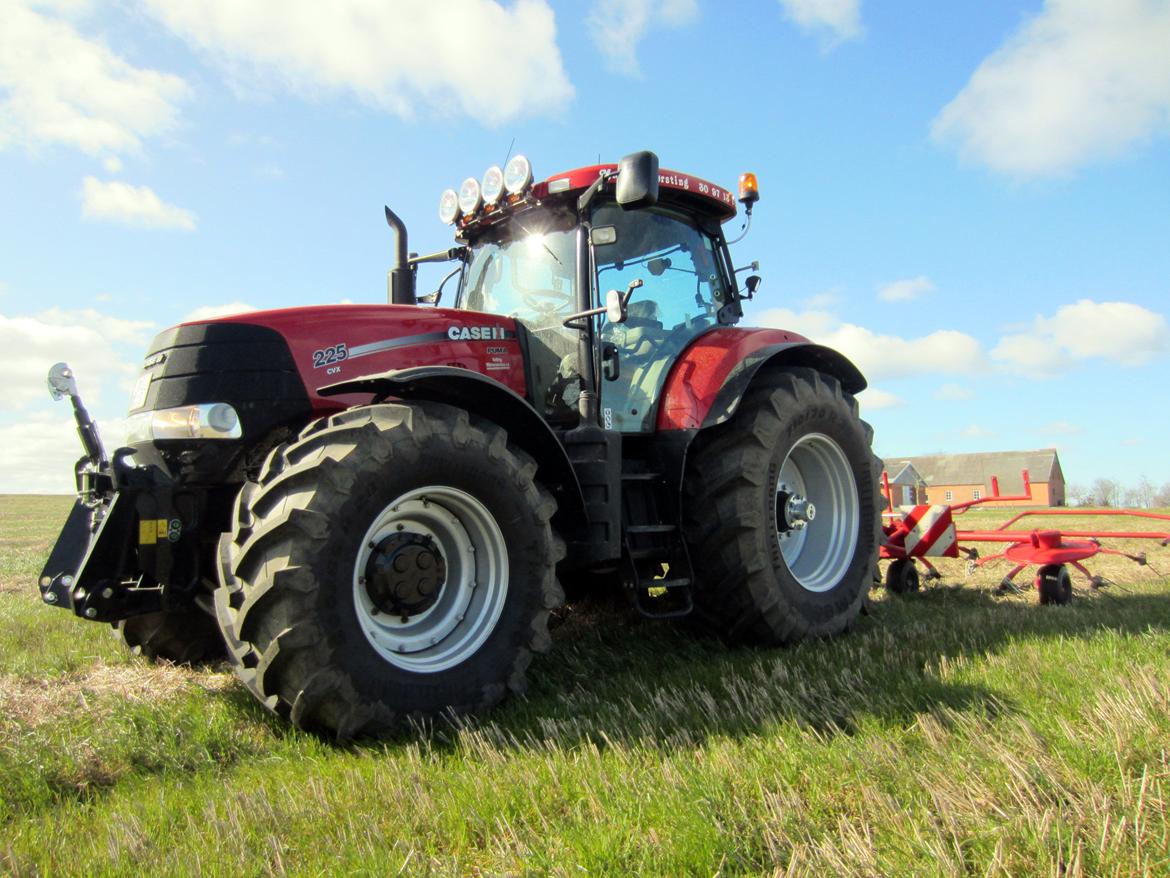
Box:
[384,205,415,305]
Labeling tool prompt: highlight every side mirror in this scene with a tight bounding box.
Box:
[417,291,441,305]
[615,150,659,210]
[590,225,617,246]
[48,362,78,401]
[606,289,627,324]
[744,275,762,298]
[647,257,671,276]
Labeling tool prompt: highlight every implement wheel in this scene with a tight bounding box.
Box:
[885,559,920,595]
[1036,564,1072,606]
[215,402,564,739]
[683,368,881,644]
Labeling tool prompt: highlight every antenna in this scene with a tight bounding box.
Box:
[502,136,515,169]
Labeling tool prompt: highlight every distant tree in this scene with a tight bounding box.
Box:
[1090,477,1121,508]
[1125,476,1156,509]
[1066,483,1089,506]
[1155,482,1170,509]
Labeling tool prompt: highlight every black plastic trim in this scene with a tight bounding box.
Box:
[702,342,867,429]
[321,367,588,538]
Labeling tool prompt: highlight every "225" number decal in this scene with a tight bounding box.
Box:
[312,343,348,368]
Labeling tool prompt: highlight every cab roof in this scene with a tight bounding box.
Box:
[533,164,738,223]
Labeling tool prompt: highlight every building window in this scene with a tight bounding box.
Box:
[973,489,982,500]
[944,490,953,502]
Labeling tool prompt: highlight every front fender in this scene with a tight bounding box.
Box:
[320,367,587,535]
[656,328,867,431]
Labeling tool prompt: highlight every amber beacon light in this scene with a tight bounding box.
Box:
[738,172,760,213]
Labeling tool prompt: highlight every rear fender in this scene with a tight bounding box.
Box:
[320,367,587,537]
[656,328,867,431]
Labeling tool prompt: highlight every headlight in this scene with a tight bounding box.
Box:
[125,403,243,443]
[458,177,482,215]
[438,188,460,224]
[504,155,532,195]
[481,165,504,205]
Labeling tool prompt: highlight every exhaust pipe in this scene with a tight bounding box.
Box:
[384,205,415,305]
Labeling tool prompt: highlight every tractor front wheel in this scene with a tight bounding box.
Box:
[214,402,564,739]
[683,368,880,644]
[114,602,226,664]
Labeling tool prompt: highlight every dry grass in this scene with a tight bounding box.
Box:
[0,663,234,729]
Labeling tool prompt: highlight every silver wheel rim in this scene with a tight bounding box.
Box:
[775,433,859,593]
[353,486,508,673]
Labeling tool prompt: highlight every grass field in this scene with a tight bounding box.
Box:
[2,494,1168,876]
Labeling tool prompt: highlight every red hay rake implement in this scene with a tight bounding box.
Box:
[879,470,1170,604]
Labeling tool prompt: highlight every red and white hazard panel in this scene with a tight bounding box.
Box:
[891,505,958,558]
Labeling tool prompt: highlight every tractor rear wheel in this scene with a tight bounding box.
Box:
[1036,564,1073,605]
[114,602,226,664]
[214,402,564,739]
[683,368,880,643]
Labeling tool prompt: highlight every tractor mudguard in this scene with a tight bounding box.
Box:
[656,328,866,431]
[320,366,589,538]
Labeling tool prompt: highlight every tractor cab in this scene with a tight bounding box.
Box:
[429,153,752,432]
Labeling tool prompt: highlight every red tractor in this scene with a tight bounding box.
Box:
[42,151,880,738]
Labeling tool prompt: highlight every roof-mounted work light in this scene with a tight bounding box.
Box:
[503,155,533,195]
[458,177,483,216]
[438,188,460,224]
[481,165,505,205]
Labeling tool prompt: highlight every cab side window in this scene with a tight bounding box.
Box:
[592,205,726,432]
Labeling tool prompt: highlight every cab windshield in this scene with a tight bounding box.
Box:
[459,213,577,329]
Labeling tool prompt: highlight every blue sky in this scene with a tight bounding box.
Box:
[2,0,1168,494]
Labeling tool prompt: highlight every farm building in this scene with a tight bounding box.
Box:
[882,449,1066,507]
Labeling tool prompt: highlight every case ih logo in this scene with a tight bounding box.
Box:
[447,325,509,341]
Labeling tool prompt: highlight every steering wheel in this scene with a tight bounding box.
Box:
[521,288,575,321]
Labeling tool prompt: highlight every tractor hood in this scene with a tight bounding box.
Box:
[136,304,529,421]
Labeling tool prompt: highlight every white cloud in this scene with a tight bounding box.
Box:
[777,0,861,42]
[934,383,973,401]
[755,307,986,382]
[80,176,197,230]
[586,0,699,75]
[858,388,902,410]
[141,0,574,125]
[878,275,935,303]
[0,1,189,156]
[803,290,840,309]
[961,425,996,439]
[1,308,152,408]
[181,302,257,322]
[1041,420,1082,436]
[102,155,122,173]
[992,299,1169,373]
[0,413,133,493]
[932,0,1170,177]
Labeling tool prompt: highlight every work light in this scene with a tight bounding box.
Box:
[503,155,533,195]
[438,188,460,224]
[481,166,505,205]
[458,177,482,215]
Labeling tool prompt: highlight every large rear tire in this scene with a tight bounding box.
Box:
[683,368,880,643]
[214,402,564,739]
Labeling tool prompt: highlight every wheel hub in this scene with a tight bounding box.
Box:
[777,492,816,532]
[773,433,860,593]
[364,533,447,619]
